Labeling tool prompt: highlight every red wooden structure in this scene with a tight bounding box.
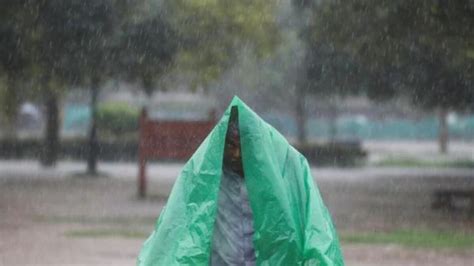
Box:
[138,108,215,197]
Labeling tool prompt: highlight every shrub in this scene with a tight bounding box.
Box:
[294,141,367,167]
[97,102,139,136]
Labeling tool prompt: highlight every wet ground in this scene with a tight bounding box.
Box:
[1,159,473,265]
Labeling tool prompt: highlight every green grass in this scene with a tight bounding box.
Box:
[341,229,474,249]
[65,228,149,239]
[374,157,474,168]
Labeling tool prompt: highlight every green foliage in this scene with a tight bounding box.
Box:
[0,0,31,76]
[306,0,474,110]
[341,229,474,249]
[164,0,281,86]
[96,102,139,136]
[32,0,120,86]
[304,43,372,98]
[0,0,33,124]
[1,0,281,95]
[116,14,178,95]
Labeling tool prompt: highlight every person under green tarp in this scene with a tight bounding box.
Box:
[210,106,256,265]
[137,97,344,266]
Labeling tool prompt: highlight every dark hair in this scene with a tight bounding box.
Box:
[226,107,240,145]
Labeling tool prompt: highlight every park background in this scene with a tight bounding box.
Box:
[1,0,474,265]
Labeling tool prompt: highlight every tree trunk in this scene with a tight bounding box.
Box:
[438,107,449,154]
[2,76,19,138]
[87,78,100,175]
[41,89,59,167]
[142,74,154,96]
[295,85,307,145]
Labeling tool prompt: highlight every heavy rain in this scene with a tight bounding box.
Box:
[0,0,473,265]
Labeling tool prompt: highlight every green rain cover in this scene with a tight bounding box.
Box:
[138,97,344,266]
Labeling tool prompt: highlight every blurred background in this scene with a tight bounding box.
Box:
[0,0,473,265]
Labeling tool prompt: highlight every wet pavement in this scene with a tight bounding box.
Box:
[1,159,473,265]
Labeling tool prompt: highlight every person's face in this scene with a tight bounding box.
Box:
[224,136,241,165]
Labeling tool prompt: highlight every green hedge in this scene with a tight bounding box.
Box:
[0,138,367,166]
[97,102,139,136]
[294,141,367,167]
[0,138,138,161]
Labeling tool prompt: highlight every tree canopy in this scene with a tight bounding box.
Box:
[164,0,280,87]
[306,0,474,110]
[0,0,284,165]
[117,14,177,95]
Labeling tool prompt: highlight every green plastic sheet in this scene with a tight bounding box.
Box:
[138,97,344,265]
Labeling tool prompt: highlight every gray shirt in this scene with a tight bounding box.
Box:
[211,168,256,266]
